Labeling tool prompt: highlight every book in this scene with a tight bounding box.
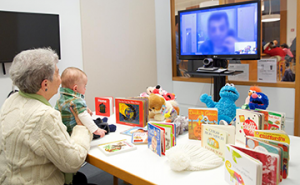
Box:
[201,125,227,160]
[115,97,149,127]
[120,127,147,136]
[256,109,286,130]
[98,139,137,156]
[151,123,176,150]
[254,137,290,179]
[254,130,290,145]
[131,132,148,144]
[235,109,264,145]
[202,124,235,144]
[225,145,262,185]
[231,145,280,185]
[95,97,114,117]
[147,123,165,156]
[254,109,269,130]
[188,108,218,140]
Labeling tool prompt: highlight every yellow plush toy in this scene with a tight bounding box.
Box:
[148,94,179,121]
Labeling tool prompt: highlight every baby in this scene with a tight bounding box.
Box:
[55,67,106,137]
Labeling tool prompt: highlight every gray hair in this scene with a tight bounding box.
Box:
[9,48,59,94]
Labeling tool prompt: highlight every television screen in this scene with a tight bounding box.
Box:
[0,11,61,63]
[179,1,260,60]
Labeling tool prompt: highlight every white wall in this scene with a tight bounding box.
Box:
[155,0,295,135]
[80,0,157,109]
[287,0,297,45]
[0,0,83,106]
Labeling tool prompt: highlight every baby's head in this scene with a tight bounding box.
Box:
[61,67,87,95]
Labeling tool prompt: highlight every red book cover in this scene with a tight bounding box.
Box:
[95,97,113,117]
[232,145,279,185]
[115,98,144,127]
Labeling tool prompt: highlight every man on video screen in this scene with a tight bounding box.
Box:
[198,12,231,54]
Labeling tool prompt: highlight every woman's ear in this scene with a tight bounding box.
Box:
[41,80,48,92]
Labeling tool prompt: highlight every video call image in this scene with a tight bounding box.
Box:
[180,3,258,56]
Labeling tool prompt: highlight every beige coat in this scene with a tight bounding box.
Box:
[0,93,92,185]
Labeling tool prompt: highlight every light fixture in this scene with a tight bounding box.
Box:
[262,0,280,22]
[261,0,265,11]
[200,0,219,8]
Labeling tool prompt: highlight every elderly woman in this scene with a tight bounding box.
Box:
[0,48,92,184]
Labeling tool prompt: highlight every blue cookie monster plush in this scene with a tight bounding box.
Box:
[200,83,239,124]
[248,92,269,110]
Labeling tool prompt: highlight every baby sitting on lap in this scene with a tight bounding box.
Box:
[55,67,106,137]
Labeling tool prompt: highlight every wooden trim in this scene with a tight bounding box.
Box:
[228,81,295,88]
[173,77,213,83]
[173,77,295,88]
[280,0,287,45]
[171,0,177,77]
[294,1,300,136]
[86,154,155,185]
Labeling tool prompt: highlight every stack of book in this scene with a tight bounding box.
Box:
[225,130,290,185]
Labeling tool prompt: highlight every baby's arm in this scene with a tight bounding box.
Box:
[78,111,106,137]
[87,107,93,116]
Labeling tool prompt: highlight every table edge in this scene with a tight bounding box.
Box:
[86,154,155,185]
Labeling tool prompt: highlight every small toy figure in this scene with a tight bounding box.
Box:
[245,86,261,105]
[200,83,240,124]
[248,92,269,110]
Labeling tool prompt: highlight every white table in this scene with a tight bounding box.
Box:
[88,115,300,185]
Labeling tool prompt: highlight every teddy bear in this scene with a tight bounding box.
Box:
[148,94,179,121]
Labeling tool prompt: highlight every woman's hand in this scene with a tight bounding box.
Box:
[70,107,84,126]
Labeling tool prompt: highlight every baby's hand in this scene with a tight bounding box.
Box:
[87,107,93,116]
[94,128,107,138]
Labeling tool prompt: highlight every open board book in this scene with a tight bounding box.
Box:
[225,145,280,185]
[98,139,137,156]
[147,123,176,156]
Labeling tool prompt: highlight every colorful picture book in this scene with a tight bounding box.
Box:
[254,130,290,145]
[98,139,137,156]
[256,109,286,130]
[120,127,147,136]
[131,132,148,144]
[201,125,227,160]
[246,136,284,181]
[235,109,265,145]
[188,108,218,140]
[95,97,114,117]
[225,145,262,185]
[147,123,165,156]
[115,97,149,127]
[230,145,280,185]
[254,137,290,179]
[151,122,176,150]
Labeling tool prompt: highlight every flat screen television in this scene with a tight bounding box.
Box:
[0,11,61,63]
[178,1,261,60]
